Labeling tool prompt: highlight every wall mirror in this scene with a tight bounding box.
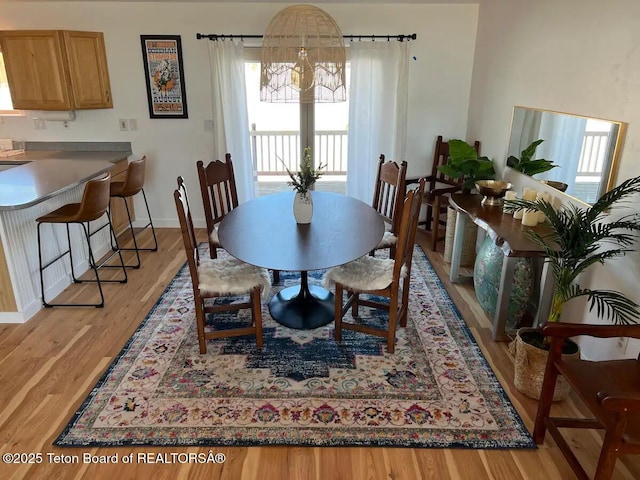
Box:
[507,106,626,204]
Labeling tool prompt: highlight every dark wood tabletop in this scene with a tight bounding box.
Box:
[218,191,385,330]
[450,193,553,257]
[218,191,385,272]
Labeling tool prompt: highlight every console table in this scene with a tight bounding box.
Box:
[449,193,554,341]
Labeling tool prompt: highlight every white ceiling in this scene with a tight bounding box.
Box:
[2,0,479,3]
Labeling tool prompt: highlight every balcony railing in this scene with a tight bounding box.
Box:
[250,128,348,175]
[577,131,610,178]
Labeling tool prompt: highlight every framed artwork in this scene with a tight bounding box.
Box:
[140,35,188,119]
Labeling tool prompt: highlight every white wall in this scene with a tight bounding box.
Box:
[469,0,640,359]
[0,1,479,227]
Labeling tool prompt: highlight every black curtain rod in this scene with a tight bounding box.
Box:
[196,33,417,42]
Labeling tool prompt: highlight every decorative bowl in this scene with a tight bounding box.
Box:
[540,180,569,192]
[475,180,513,206]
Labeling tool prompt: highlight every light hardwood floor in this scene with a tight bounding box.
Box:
[0,227,638,480]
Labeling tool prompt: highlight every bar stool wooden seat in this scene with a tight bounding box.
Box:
[109,156,158,268]
[36,174,127,308]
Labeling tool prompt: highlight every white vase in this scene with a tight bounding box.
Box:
[293,191,313,224]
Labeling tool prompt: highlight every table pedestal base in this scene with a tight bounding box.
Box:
[269,271,335,329]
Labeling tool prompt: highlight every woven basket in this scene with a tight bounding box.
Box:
[509,328,580,401]
[443,207,477,267]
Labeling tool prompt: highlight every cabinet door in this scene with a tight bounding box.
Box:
[0,30,73,110]
[63,31,113,109]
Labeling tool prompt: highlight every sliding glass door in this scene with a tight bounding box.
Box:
[245,48,348,196]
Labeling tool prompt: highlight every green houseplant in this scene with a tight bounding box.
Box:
[506,176,640,399]
[285,146,325,195]
[507,139,559,177]
[437,139,495,192]
[285,147,326,224]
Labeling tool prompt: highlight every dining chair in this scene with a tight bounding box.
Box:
[197,155,238,260]
[197,155,280,283]
[533,322,640,480]
[409,135,480,251]
[323,178,425,353]
[371,154,407,258]
[174,176,271,354]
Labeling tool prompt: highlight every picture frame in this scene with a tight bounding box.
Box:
[140,35,188,119]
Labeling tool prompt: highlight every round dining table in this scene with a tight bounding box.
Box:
[218,191,385,329]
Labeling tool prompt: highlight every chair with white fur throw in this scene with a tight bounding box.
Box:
[174,176,271,354]
[371,155,407,258]
[324,178,425,353]
[197,156,280,283]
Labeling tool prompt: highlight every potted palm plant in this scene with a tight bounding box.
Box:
[285,146,326,224]
[506,175,640,400]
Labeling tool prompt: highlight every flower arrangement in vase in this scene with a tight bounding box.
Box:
[285,147,326,224]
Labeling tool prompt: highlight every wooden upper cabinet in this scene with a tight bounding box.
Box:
[63,31,112,109]
[0,30,113,110]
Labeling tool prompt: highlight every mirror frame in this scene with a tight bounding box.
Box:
[508,106,627,201]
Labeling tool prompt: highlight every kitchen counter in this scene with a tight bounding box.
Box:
[0,151,131,210]
[0,145,132,322]
[0,150,131,164]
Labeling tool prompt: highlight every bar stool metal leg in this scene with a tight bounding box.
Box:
[122,197,141,269]
[38,221,106,308]
[85,211,128,283]
[140,188,158,251]
[110,189,158,268]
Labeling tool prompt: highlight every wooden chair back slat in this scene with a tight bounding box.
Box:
[372,154,407,236]
[197,154,240,259]
[174,176,200,293]
[393,179,425,282]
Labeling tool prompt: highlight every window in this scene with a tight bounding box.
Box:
[0,51,23,115]
[244,47,349,196]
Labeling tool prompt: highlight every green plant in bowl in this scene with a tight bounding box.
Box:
[507,139,559,177]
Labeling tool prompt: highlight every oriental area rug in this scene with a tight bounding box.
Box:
[55,246,535,449]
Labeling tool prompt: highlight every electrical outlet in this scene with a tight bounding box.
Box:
[128,118,138,131]
[617,336,629,354]
[34,118,46,130]
[118,119,129,131]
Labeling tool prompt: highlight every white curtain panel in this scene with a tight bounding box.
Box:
[208,40,255,203]
[538,114,587,194]
[346,41,409,202]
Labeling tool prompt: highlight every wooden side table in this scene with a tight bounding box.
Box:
[449,193,554,341]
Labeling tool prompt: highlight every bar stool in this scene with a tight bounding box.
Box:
[36,174,127,308]
[109,156,158,268]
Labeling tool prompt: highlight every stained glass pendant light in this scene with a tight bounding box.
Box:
[260,4,346,103]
